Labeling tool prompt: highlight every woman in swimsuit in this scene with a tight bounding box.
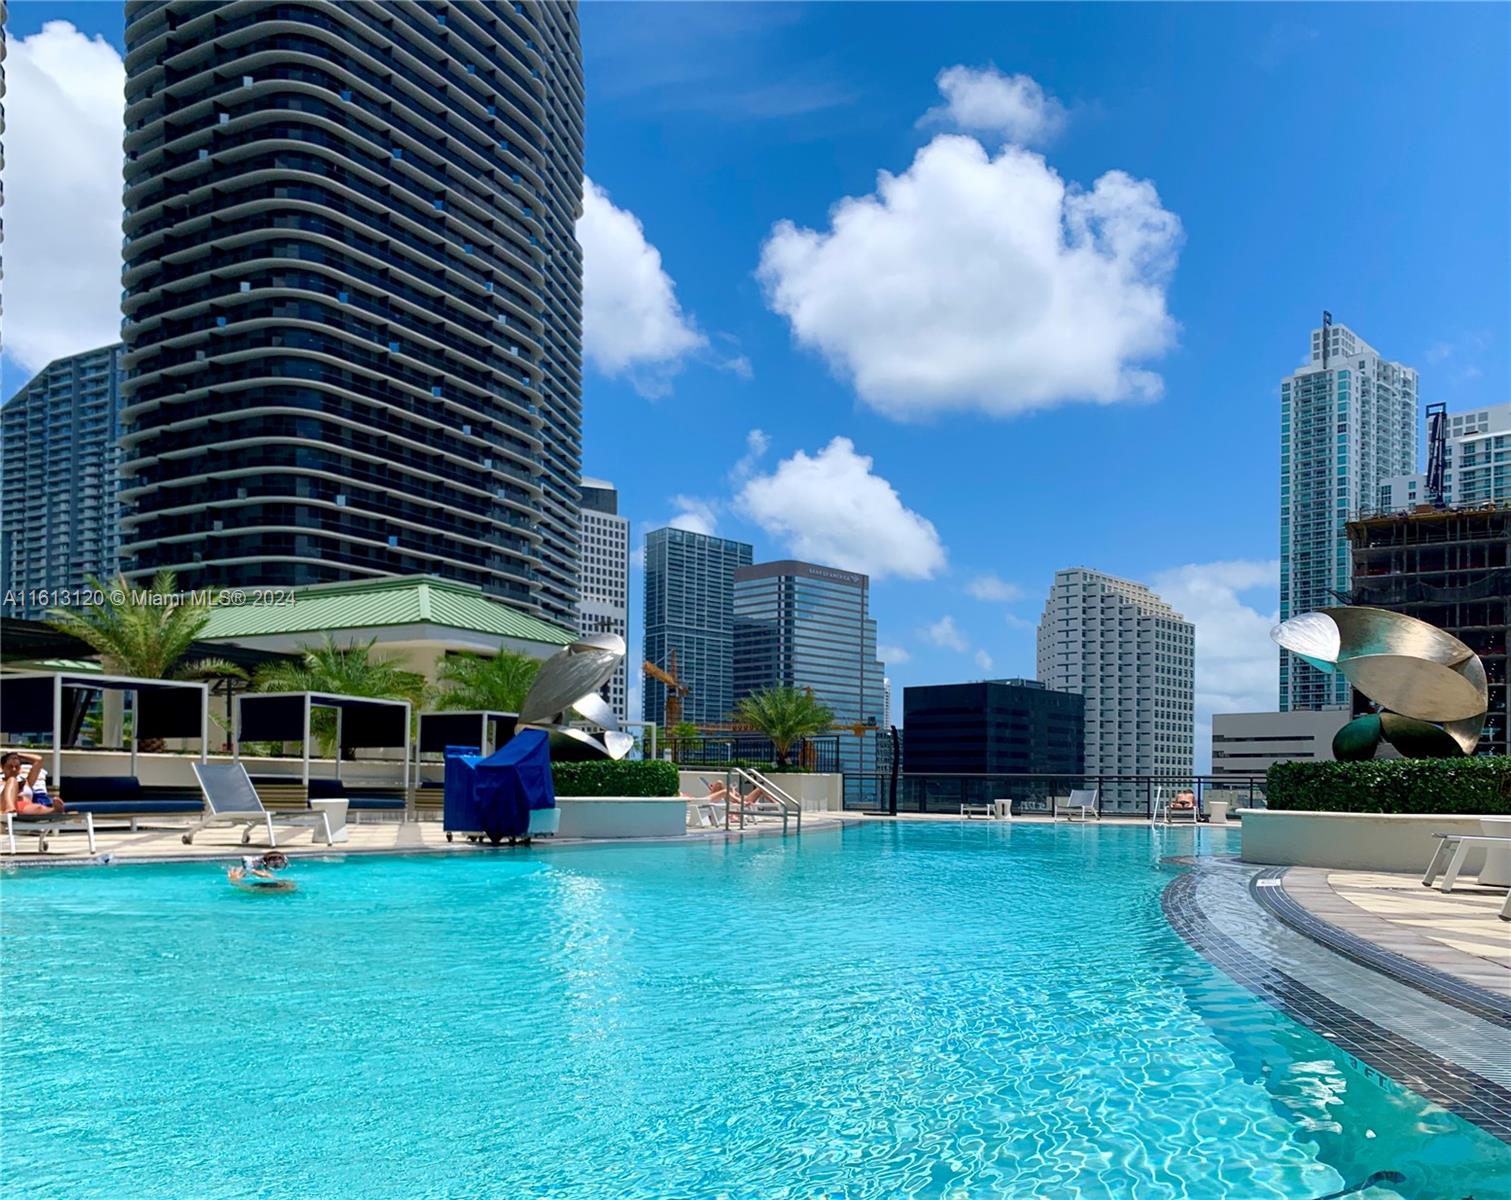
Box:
[1,751,66,817]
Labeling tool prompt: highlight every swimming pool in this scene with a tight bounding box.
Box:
[3,822,1506,1199]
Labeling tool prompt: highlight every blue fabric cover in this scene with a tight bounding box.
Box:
[443,730,554,840]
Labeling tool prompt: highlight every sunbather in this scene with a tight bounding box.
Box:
[1,751,66,817]
[1170,791,1196,811]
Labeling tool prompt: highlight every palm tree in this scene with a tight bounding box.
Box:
[46,572,246,750]
[432,649,539,712]
[734,686,835,769]
[254,637,426,756]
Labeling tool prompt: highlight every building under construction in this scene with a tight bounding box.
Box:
[1347,503,1510,755]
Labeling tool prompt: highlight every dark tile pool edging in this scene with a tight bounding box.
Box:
[1162,866,1511,1144]
[1251,867,1511,1030]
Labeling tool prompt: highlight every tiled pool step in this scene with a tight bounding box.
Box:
[1163,858,1511,1144]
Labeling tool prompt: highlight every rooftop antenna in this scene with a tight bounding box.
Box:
[1425,402,1448,508]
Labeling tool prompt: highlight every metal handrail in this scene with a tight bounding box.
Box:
[724,767,802,835]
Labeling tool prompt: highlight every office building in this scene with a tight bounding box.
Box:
[1280,316,1417,709]
[576,477,628,722]
[119,0,585,626]
[1347,506,1509,755]
[1379,403,1511,511]
[1036,568,1195,811]
[2,345,125,618]
[733,560,886,800]
[642,527,753,727]
[1210,711,1348,778]
[903,679,1084,811]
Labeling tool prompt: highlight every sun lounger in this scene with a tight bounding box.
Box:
[183,763,332,847]
[4,809,97,855]
[1058,788,1099,822]
[1422,832,1511,921]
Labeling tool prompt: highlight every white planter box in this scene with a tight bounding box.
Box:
[555,796,688,839]
[1239,809,1494,873]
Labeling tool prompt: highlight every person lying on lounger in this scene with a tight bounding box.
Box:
[1,751,66,817]
[1170,791,1196,811]
[227,851,295,891]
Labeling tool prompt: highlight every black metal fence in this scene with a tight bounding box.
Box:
[664,735,841,774]
[842,771,1269,818]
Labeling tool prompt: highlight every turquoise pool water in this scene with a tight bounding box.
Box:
[3,822,1506,1199]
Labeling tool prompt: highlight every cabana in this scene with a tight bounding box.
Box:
[417,710,519,761]
[0,671,209,783]
[233,692,412,799]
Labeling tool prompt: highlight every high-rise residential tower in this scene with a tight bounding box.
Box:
[733,560,886,800]
[119,0,585,626]
[642,527,753,728]
[2,345,125,618]
[1036,568,1195,811]
[1280,316,1417,709]
[576,477,629,722]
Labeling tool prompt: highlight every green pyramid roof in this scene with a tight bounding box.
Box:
[200,576,576,646]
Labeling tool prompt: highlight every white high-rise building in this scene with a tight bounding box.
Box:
[1037,568,1194,812]
[1378,403,1511,511]
[577,478,629,722]
[1280,316,1417,710]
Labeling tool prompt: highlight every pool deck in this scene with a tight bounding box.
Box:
[1273,866,1510,998]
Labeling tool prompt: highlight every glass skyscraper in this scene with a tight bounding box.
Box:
[642,527,753,728]
[1279,318,1417,710]
[733,560,886,800]
[119,0,584,626]
[2,344,125,618]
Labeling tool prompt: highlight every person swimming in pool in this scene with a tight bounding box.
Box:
[227,851,294,891]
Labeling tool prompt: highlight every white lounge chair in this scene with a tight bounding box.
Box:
[183,763,332,847]
[1059,787,1099,822]
[5,809,97,855]
[1422,832,1511,920]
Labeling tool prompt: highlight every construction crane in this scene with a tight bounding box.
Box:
[643,651,689,729]
[1425,402,1448,509]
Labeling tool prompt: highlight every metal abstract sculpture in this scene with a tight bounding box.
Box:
[1271,606,1488,759]
[515,633,632,761]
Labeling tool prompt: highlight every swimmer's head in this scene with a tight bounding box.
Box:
[261,851,289,870]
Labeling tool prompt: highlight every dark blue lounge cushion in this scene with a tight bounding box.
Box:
[69,798,202,815]
[67,775,143,803]
[63,776,202,814]
[306,777,348,799]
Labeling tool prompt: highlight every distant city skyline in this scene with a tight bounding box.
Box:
[3,1,1507,759]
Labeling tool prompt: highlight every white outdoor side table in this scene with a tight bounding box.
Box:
[993,798,1013,820]
[310,798,350,844]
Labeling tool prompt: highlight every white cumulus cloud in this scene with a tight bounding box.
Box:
[922,65,1066,145]
[736,437,946,580]
[878,643,911,665]
[578,178,705,394]
[924,616,969,652]
[967,573,1022,602]
[666,495,718,536]
[3,22,126,375]
[757,134,1181,420]
[1151,559,1281,769]
[974,648,995,672]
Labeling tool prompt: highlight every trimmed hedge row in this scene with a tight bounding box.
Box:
[552,759,680,798]
[1266,757,1511,815]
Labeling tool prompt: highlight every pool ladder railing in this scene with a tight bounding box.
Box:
[723,767,802,836]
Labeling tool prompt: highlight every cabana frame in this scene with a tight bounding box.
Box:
[232,692,411,789]
[0,671,210,781]
[416,710,518,762]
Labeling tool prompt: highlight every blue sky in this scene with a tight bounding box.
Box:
[4,2,1508,757]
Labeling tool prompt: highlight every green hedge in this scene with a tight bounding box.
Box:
[1266,757,1511,815]
[552,759,680,798]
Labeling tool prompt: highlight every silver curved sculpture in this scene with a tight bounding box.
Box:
[1271,607,1488,758]
[516,633,631,760]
